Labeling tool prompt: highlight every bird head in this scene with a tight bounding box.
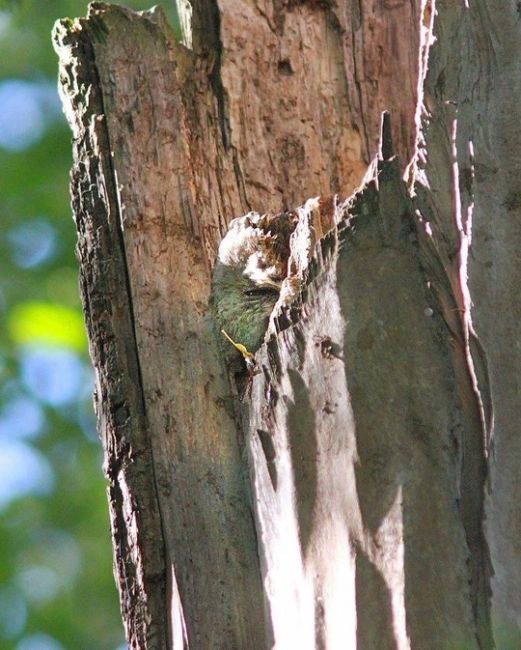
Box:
[211,210,298,354]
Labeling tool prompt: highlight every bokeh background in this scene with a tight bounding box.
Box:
[0,2,179,648]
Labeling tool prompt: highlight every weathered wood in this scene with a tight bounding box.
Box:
[247,138,488,648]
[53,0,521,648]
[413,1,521,645]
[54,5,267,648]
[54,2,422,646]
[187,0,420,208]
[53,19,170,648]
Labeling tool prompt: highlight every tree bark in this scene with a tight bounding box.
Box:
[53,1,520,648]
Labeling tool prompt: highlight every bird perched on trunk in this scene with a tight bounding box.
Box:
[211,209,298,359]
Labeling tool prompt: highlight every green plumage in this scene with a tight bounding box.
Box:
[211,263,279,357]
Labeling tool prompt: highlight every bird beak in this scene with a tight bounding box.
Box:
[258,278,282,290]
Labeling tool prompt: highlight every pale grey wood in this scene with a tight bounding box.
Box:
[247,143,483,649]
[415,1,521,646]
[53,1,519,648]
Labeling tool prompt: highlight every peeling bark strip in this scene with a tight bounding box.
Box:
[248,130,492,649]
[52,0,518,648]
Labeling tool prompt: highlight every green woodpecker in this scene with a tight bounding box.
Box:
[211,209,298,359]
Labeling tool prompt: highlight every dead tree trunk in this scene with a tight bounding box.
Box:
[53,1,521,648]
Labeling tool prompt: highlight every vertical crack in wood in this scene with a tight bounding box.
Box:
[57,5,269,648]
[85,17,186,650]
[207,0,252,211]
[245,115,496,647]
[412,4,495,645]
[53,18,170,650]
[51,0,505,646]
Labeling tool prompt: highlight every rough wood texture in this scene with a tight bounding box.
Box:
[53,0,519,648]
[188,0,420,210]
[248,135,488,649]
[54,5,268,648]
[415,2,521,646]
[53,21,170,648]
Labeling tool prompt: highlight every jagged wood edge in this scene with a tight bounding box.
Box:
[252,115,493,645]
[53,19,170,649]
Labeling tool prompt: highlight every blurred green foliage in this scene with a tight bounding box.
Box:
[0,2,179,649]
[9,303,87,351]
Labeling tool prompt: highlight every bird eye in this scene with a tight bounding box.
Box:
[243,287,279,297]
